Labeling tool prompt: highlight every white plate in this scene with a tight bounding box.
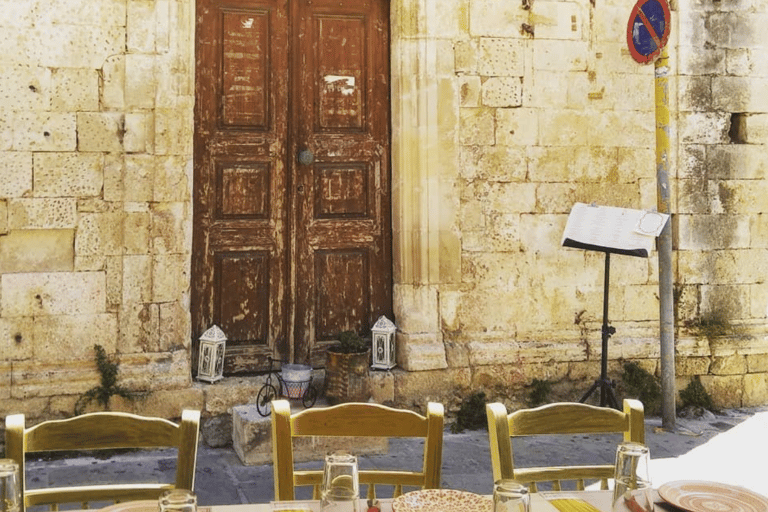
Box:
[658,481,768,512]
[392,489,492,512]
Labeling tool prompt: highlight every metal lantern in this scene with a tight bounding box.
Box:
[371,315,397,370]
[198,325,226,383]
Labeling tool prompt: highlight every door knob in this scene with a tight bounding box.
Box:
[298,149,314,165]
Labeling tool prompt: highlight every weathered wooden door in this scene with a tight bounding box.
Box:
[193,0,391,372]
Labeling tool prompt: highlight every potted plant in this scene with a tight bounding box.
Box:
[325,330,371,404]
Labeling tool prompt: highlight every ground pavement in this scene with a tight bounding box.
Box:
[22,406,768,507]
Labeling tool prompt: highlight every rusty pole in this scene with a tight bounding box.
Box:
[655,46,676,430]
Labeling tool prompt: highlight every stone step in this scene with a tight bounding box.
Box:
[232,399,388,466]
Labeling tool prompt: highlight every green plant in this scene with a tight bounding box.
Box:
[622,361,662,415]
[331,330,369,354]
[679,376,715,411]
[451,391,488,433]
[527,379,552,407]
[75,344,134,415]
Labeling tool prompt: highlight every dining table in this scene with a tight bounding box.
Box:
[187,491,628,512]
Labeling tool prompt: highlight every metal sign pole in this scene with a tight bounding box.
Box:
[655,46,676,430]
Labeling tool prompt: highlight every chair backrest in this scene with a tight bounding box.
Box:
[486,399,644,492]
[4,410,200,512]
[271,400,444,501]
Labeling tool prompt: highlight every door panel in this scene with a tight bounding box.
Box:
[293,0,391,364]
[194,0,391,372]
[194,0,290,371]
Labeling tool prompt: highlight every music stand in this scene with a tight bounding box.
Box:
[562,203,669,409]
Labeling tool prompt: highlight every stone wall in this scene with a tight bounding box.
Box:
[0,0,198,421]
[2,0,768,430]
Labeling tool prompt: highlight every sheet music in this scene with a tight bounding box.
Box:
[562,203,669,258]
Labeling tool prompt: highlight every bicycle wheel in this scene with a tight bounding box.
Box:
[302,383,318,409]
[256,383,278,416]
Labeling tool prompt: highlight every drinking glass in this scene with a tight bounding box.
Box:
[0,460,21,512]
[321,453,359,512]
[159,489,197,512]
[493,480,529,512]
[612,442,651,511]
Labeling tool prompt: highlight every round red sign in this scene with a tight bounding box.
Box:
[627,0,671,64]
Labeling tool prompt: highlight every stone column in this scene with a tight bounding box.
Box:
[390,0,463,370]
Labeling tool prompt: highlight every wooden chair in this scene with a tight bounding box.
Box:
[271,400,444,501]
[486,399,644,492]
[4,410,200,512]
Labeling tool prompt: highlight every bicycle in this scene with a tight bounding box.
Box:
[256,356,318,416]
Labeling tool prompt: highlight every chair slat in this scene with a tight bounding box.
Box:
[272,400,444,501]
[486,399,645,492]
[4,410,200,512]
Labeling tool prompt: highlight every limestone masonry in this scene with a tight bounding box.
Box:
[1,0,768,432]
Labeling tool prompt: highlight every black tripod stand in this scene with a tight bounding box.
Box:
[579,251,620,409]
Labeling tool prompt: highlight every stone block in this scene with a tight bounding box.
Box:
[151,203,188,254]
[496,108,539,147]
[710,354,747,375]
[675,357,711,376]
[119,350,193,392]
[101,55,125,109]
[0,65,51,111]
[678,75,712,112]
[155,107,193,156]
[13,112,76,152]
[127,0,157,53]
[124,387,205,419]
[33,313,118,362]
[0,152,32,198]
[677,46,725,76]
[232,403,388,466]
[33,152,102,197]
[699,374,743,408]
[478,38,524,76]
[0,361,10,400]
[677,214,750,250]
[454,39,477,75]
[126,53,156,109]
[532,40,588,72]
[33,23,125,69]
[0,316,35,361]
[200,377,264,415]
[680,111,730,145]
[538,109,589,146]
[458,76,481,107]
[7,198,77,230]
[152,253,187,303]
[469,1,527,37]
[0,229,74,273]
[743,373,768,407]
[1,271,106,317]
[124,211,151,255]
[77,112,124,152]
[459,107,495,145]
[396,332,448,371]
[122,255,152,303]
[124,155,155,202]
[118,302,159,353]
[154,156,191,202]
[76,212,123,257]
[393,285,439,333]
[158,301,191,351]
[747,354,768,373]
[481,77,522,107]
[11,358,99,399]
[52,67,99,111]
[533,1,585,41]
[370,370,395,403]
[124,112,154,153]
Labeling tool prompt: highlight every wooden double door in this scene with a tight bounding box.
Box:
[193,0,392,372]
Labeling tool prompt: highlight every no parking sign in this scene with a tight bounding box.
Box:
[627,0,671,64]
